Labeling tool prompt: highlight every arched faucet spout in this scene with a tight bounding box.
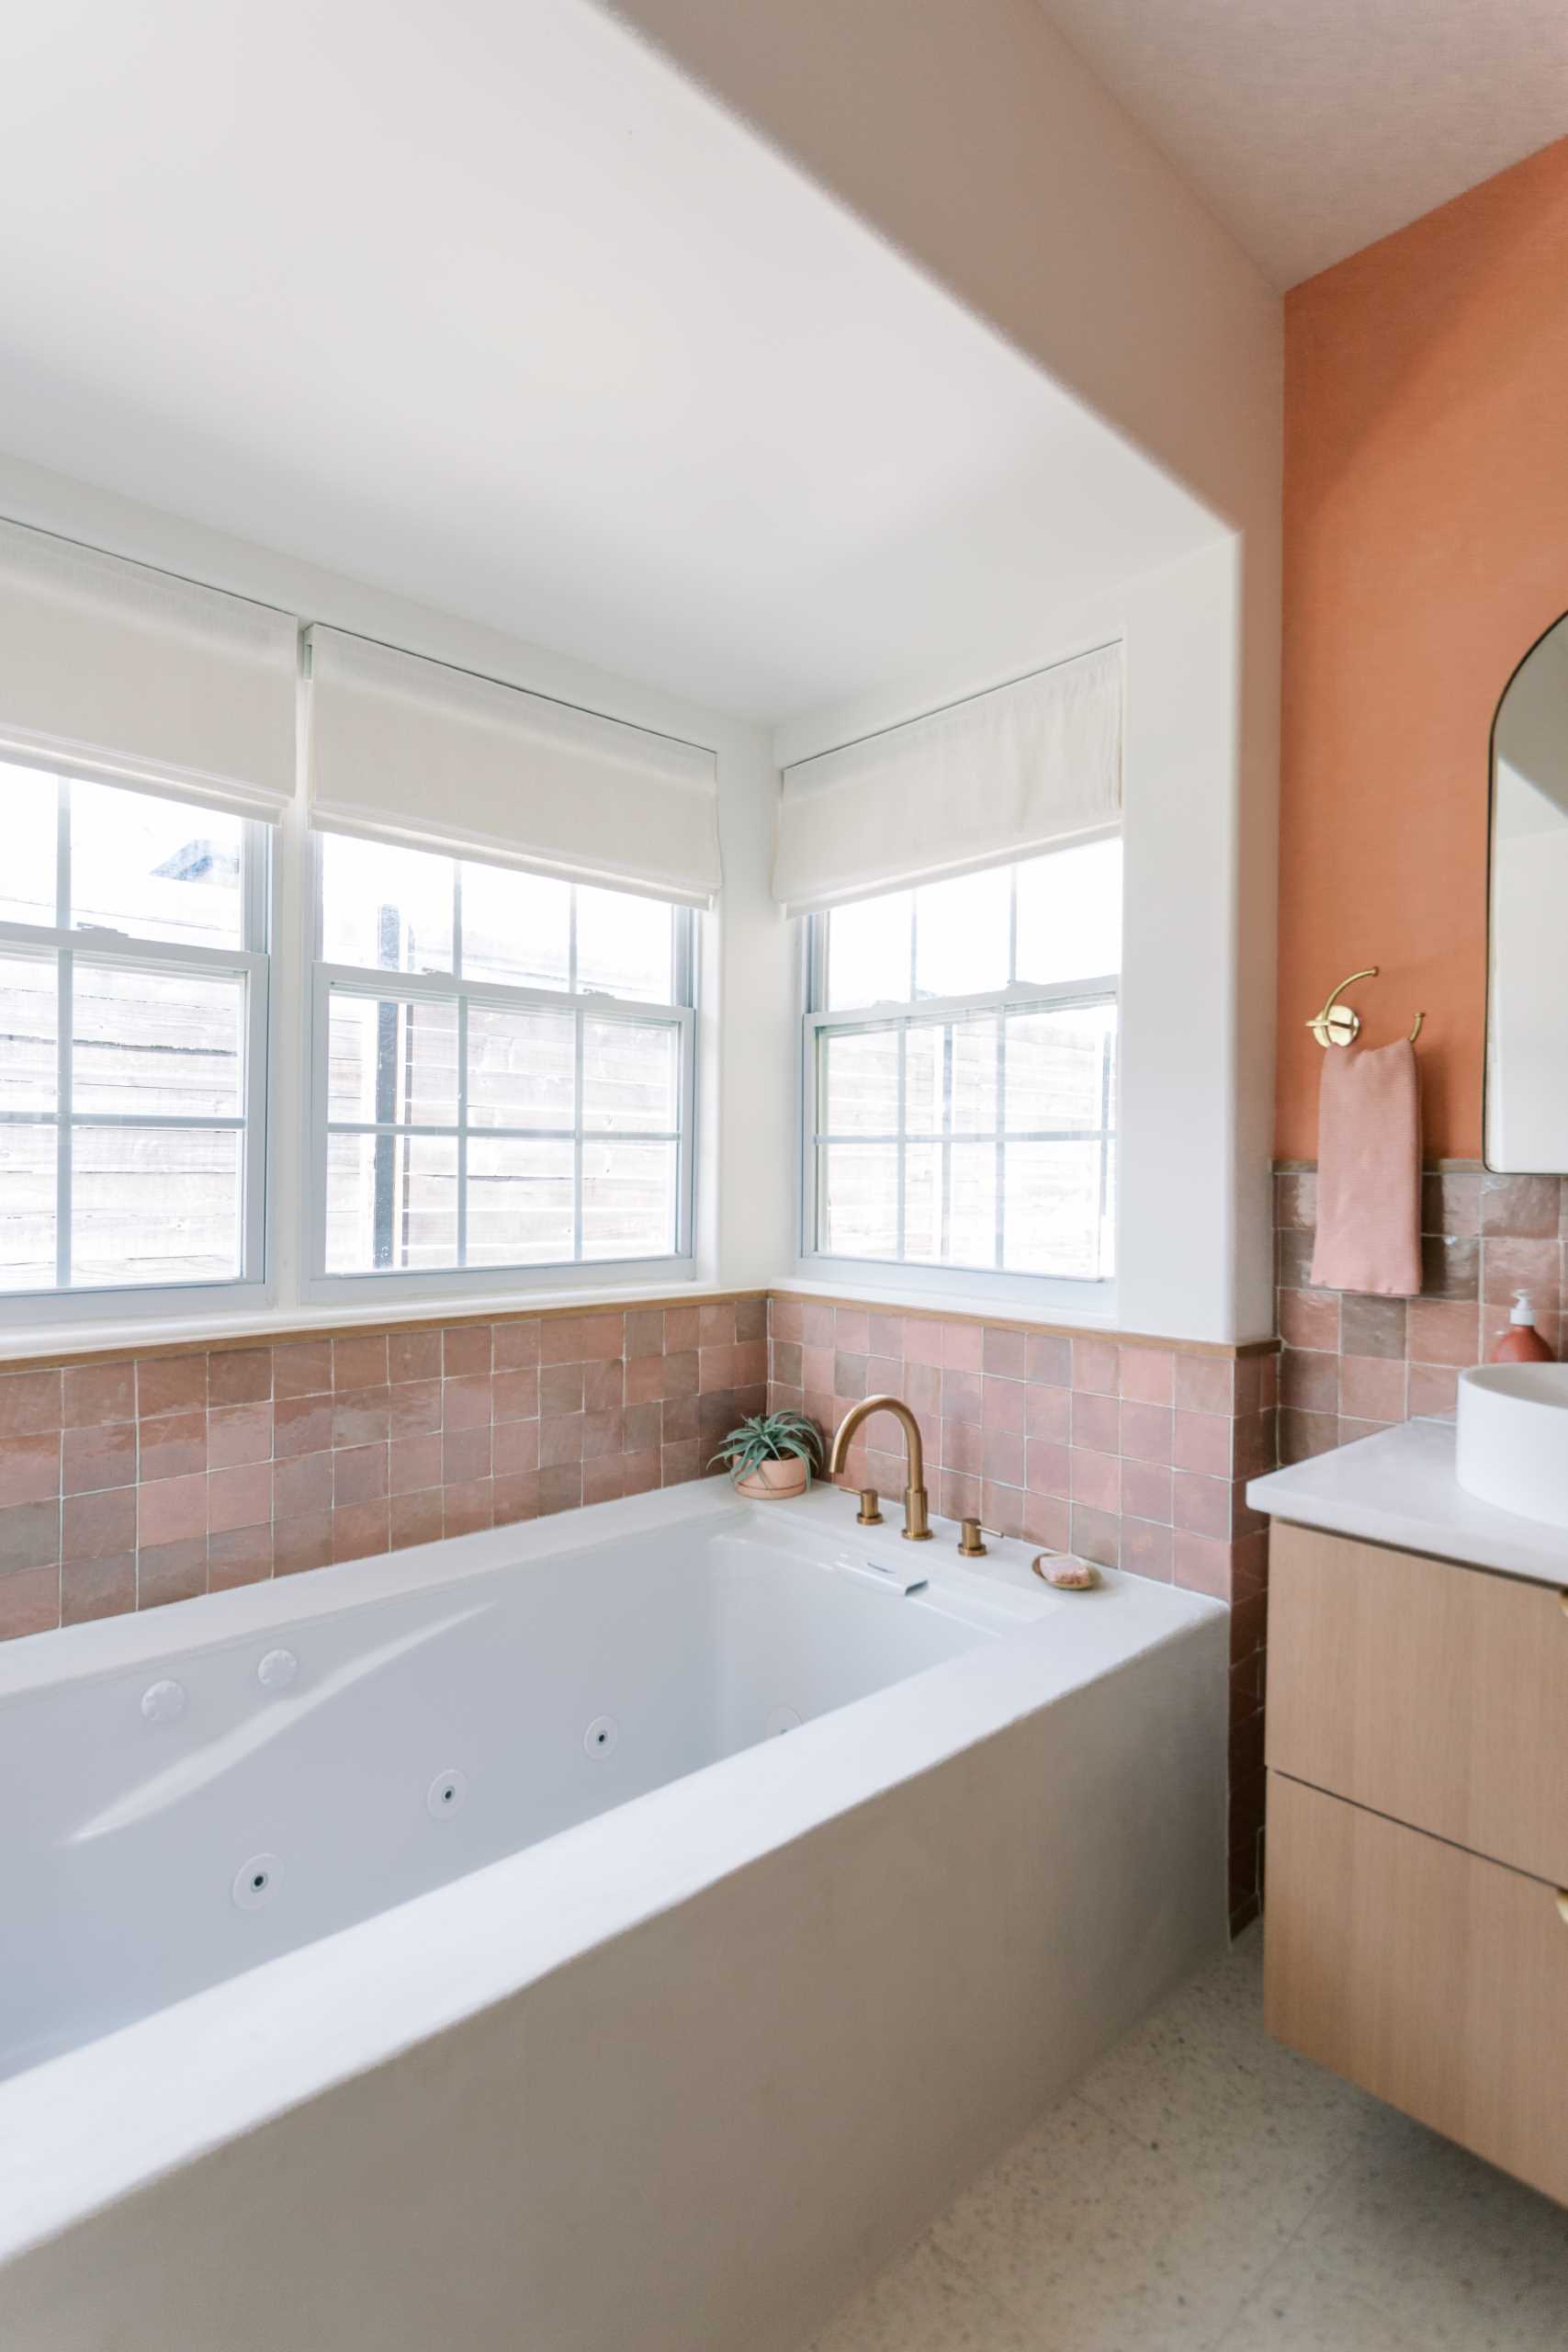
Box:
[827,1395,931,1542]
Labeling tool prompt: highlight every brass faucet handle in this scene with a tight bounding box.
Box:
[957,1517,987,1557]
[855,1487,884,1526]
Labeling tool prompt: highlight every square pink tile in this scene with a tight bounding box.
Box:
[443,1376,493,1431]
[1069,1447,1121,1513]
[1121,1458,1173,1525]
[390,1490,444,1551]
[443,1428,492,1484]
[1339,1353,1408,1423]
[1172,1470,1231,1540]
[1024,1384,1070,1444]
[274,1511,333,1577]
[138,1472,208,1547]
[1119,1347,1175,1406]
[62,1362,134,1428]
[388,1326,443,1385]
[982,1428,1023,1487]
[443,1324,492,1379]
[492,1318,543,1371]
[492,1370,539,1422]
[1172,1411,1232,1476]
[333,1444,389,1507]
[1174,1355,1234,1415]
[1406,1297,1482,1366]
[208,1347,273,1407]
[444,1480,494,1536]
[333,1333,389,1390]
[982,1376,1025,1432]
[273,1395,333,1459]
[389,1433,444,1495]
[137,1354,207,1419]
[274,1452,333,1518]
[1025,1439,1070,1499]
[274,1340,332,1398]
[208,1403,273,1470]
[903,1318,944,1368]
[1120,1519,1174,1583]
[208,1463,273,1534]
[138,1412,208,1483]
[332,1500,389,1563]
[62,1419,137,1495]
[1071,1338,1119,1396]
[983,1326,1027,1379]
[0,1371,62,1437]
[333,1386,391,1448]
[62,1487,135,1563]
[493,1419,541,1476]
[941,1320,984,1373]
[0,1431,61,1507]
[1071,1391,1119,1453]
[1025,1334,1071,1387]
[1119,1400,1173,1464]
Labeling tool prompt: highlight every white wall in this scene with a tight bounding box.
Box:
[777,537,1274,1344]
[0,454,797,1344]
[609,0,1282,1342]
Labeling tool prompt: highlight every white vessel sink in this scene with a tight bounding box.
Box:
[1455,1363,1568,1529]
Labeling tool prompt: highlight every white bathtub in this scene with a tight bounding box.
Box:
[0,1480,1227,2352]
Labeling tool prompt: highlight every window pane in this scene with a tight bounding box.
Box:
[575,885,675,1003]
[821,1027,898,1135]
[0,764,58,927]
[904,1022,942,1136]
[1005,1004,1115,1135]
[950,1016,998,1133]
[826,889,911,1012]
[820,1142,897,1258]
[467,1004,574,1129]
[913,867,1010,1001]
[459,864,570,990]
[0,1124,56,1291]
[73,962,243,1119]
[320,834,454,974]
[1015,838,1122,986]
[1004,1140,1111,1278]
[72,1125,241,1285]
[949,1139,998,1268]
[328,993,458,1125]
[467,1136,574,1266]
[0,953,57,1114]
[325,1131,457,1272]
[582,1021,679,1134]
[71,782,243,949]
[581,1139,676,1261]
[902,1140,940,1261]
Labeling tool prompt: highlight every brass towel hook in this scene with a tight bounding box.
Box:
[1307,967,1424,1049]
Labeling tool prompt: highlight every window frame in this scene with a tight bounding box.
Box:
[0,760,271,1319]
[796,862,1120,1310]
[302,831,698,1304]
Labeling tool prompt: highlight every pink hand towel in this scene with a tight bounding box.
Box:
[1309,1040,1422,1297]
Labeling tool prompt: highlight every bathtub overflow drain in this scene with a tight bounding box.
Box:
[256,1647,299,1691]
[141,1679,186,1724]
[584,1715,618,1757]
[427,1768,468,1818]
[232,1853,283,1912]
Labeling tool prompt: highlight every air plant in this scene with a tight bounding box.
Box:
[710,1408,822,1484]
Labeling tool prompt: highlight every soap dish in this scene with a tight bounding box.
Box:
[1032,1552,1101,1591]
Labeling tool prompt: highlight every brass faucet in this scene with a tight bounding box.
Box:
[828,1396,931,1542]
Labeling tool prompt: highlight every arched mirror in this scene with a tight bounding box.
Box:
[1485,612,1568,1170]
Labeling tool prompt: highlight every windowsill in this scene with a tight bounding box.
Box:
[776,1271,1274,1356]
[0,1272,753,1365]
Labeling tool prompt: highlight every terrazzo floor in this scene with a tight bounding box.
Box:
[803,1927,1568,2351]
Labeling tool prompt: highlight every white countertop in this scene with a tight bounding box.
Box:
[1247,1419,1568,1587]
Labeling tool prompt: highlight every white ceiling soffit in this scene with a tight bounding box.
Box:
[1034,0,1568,288]
[0,0,1217,725]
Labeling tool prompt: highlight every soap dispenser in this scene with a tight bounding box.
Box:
[1490,1290,1554,1364]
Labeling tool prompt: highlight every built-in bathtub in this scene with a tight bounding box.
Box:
[0,1480,1227,2352]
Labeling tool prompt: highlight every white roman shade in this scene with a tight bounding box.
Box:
[305,628,722,906]
[0,517,299,819]
[773,642,1122,914]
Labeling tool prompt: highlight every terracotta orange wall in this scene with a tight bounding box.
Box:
[1278,134,1568,1159]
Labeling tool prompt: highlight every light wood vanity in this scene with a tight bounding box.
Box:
[1258,1475,1568,2210]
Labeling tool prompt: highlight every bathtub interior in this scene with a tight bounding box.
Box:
[1,1502,1055,2082]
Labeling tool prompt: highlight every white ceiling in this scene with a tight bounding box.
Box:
[0,0,1215,726]
[1034,0,1568,288]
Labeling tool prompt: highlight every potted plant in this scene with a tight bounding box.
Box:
[711,1408,822,1499]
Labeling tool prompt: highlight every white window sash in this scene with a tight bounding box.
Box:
[306,962,697,1291]
[0,916,270,1306]
[799,957,1118,1296]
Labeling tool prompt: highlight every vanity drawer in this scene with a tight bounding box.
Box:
[1266,1774,1568,2208]
[1266,1522,1568,1885]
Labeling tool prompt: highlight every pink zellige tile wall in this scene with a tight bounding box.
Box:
[767,1294,1278,1930]
[0,1297,767,1644]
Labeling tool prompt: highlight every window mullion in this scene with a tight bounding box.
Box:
[895,1022,907,1262]
[940,1022,953,1262]
[457,992,469,1269]
[994,1011,1007,1270]
[572,1008,585,1259]
[55,946,73,1289]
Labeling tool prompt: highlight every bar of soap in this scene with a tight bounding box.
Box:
[1032,1553,1101,1590]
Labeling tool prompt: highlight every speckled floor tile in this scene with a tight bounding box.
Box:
[803,2236,1030,2352]
[804,1925,1568,2352]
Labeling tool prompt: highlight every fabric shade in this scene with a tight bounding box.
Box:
[773,642,1122,914]
[305,628,721,906]
[0,516,299,819]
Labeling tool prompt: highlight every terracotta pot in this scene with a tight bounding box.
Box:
[734,1456,809,1500]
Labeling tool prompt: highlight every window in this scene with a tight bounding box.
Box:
[312,835,694,1281]
[0,762,269,1297]
[804,838,1120,1284]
